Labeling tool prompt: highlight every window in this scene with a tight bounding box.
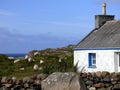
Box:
[119,53,120,67]
[88,53,96,68]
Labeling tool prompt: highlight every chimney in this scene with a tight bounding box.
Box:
[102,3,106,15]
[95,3,115,29]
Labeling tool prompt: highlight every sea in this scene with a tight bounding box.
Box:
[4,53,26,58]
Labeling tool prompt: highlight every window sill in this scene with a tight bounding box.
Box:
[88,66,97,68]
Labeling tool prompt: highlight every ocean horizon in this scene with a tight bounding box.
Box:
[4,53,26,58]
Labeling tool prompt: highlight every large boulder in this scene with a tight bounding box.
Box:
[41,72,86,90]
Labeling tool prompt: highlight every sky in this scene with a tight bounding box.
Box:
[0,0,120,53]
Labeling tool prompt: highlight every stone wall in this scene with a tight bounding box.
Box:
[1,72,120,90]
[80,71,120,90]
[0,74,47,90]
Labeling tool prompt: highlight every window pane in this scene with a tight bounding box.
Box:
[92,54,96,59]
[118,53,120,66]
[92,53,96,65]
[93,60,96,64]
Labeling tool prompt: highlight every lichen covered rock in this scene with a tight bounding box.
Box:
[41,72,86,90]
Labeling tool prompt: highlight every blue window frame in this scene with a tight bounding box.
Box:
[88,53,96,68]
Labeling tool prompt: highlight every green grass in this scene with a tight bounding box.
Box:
[0,45,74,78]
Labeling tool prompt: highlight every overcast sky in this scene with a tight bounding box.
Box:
[0,0,120,53]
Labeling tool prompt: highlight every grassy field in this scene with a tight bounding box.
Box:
[0,45,74,78]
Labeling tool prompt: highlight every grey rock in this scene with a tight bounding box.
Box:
[12,77,16,83]
[101,71,110,78]
[89,87,96,90]
[41,72,86,90]
[15,79,23,85]
[3,83,12,88]
[1,77,7,84]
[14,85,23,90]
[23,77,31,83]
[37,74,48,80]
[24,83,30,88]
[113,84,120,89]
[103,76,111,83]
[34,80,41,85]
[26,89,35,90]
[0,86,7,90]
[85,80,93,85]
[106,87,112,90]
[95,77,101,83]
[96,71,102,78]
[97,87,106,90]
[104,83,111,87]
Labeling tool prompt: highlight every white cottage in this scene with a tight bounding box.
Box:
[74,3,120,72]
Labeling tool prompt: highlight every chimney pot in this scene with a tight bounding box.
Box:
[95,3,115,29]
[102,3,106,15]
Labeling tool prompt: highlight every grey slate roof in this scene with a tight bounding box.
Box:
[75,20,120,49]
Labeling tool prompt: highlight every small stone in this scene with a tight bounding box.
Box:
[87,86,91,89]
[83,78,89,82]
[15,79,23,85]
[24,83,30,88]
[31,74,37,80]
[14,85,23,90]
[112,78,118,81]
[33,64,39,71]
[28,79,34,84]
[117,72,120,80]
[23,77,31,83]
[87,73,92,77]
[4,83,12,88]
[82,73,87,78]
[14,59,20,63]
[95,77,101,83]
[97,87,106,90]
[93,83,104,88]
[111,73,118,79]
[103,76,111,83]
[104,83,111,87]
[7,78,13,84]
[96,71,102,78]
[107,86,112,90]
[91,72,96,77]
[113,84,120,89]
[37,74,48,80]
[85,81,93,85]
[101,71,110,78]
[89,87,96,90]
[1,77,7,83]
[35,80,41,85]
[12,77,16,83]
[111,81,117,85]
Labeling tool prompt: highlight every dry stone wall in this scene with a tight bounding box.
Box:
[80,71,120,90]
[1,72,120,90]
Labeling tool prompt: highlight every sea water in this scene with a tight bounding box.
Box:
[5,53,26,58]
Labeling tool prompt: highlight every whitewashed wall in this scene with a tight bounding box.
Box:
[74,49,120,72]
